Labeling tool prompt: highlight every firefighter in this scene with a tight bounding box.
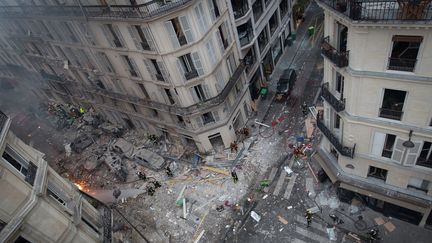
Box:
[137,171,147,181]
[305,210,313,227]
[166,166,174,177]
[231,170,239,183]
[301,102,308,116]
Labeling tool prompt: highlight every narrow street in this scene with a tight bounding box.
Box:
[221,2,328,242]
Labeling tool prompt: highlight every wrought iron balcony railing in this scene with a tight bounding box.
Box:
[184,70,199,80]
[87,60,246,116]
[321,36,349,67]
[379,108,403,120]
[321,83,345,112]
[317,115,355,158]
[0,0,192,20]
[318,0,432,22]
[388,57,417,72]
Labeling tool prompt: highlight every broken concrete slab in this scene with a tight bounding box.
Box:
[133,148,166,171]
[71,134,93,153]
[111,138,134,159]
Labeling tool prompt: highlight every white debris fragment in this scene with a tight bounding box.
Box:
[250,211,261,222]
[262,194,268,199]
[65,143,72,157]
[287,206,293,209]
[283,166,293,176]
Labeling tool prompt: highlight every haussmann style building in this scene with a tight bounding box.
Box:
[0,110,112,242]
[0,0,296,152]
[314,0,432,228]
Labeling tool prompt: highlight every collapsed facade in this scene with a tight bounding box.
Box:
[0,0,295,152]
[0,110,112,242]
[315,0,432,228]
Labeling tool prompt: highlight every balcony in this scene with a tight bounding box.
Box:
[388,57,417,72]
[317,0,432,22]
[321,83,345,112]
[87,60,247,116]
[0,0,192,20]
[184,70,199,80]
[321,36,349,67]
[317,115,355,158]
[379,108,403,120]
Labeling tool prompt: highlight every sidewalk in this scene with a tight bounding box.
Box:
[252,1,324,123]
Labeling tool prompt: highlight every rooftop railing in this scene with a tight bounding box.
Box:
[0,0,193,20]
[318,0,432,22]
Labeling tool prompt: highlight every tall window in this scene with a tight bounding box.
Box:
[417,141,432,168]
[269,12,279,36]
[382,134,396,158]
[121,56,139,77]
[388,36,422,72]
[335,72,344,98]
[2,147,28,176]
[380,89,406,120]
[129,25,153,51]
[178,53,203,80]
[102,24,124,48]
[150,59,164,81]
[253,0,264,22]
[165,16,193,48]
[258,28,269,53]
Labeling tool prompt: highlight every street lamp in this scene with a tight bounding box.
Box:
[402,130,415,148]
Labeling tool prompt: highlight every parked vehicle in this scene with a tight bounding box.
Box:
[133,148,166,171]
[275,68,297,101]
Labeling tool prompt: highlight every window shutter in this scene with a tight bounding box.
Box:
[205,40,217,65]
[157,60,169,82]
[164,21,180,49]
[391,137,405,164]
[195,5,206,35]
[202,83,211,99]
[372,132,386,156]
[101,24,114,47]
[112,24,125,47]
[79,22,96,45]
[213,110,220,121]
[176,59,186,82]
[191,52,204,75]
[195,117,203,128]
[224,21,232,44]
[127,26,143,50]
[143,59,156,80]
[141,26,156,51]
[129,57,141,77]
[215,68,224,92]
[215,31,224,54]
[179,16,194,43]
[404,141,422,166]
[207,0,216,22]
[190,88,199,103]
